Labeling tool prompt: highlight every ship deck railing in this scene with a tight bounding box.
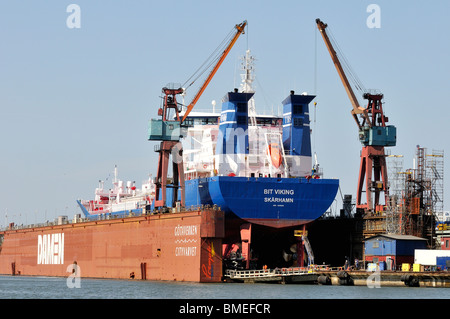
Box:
[0,206,224,232]
[225,266,319,280]
[0,210,147,232]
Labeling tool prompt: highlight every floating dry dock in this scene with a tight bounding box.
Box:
[225,268,450,287]
[0,208,225,282]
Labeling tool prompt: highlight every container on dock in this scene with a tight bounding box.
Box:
[414,249,450,265]
[436,257,450,271]
[413,264,423,272]
[367,263,377,271]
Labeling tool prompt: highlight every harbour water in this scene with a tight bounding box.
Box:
[1,275,450,299]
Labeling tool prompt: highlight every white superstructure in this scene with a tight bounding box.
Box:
[78,165,155,215]
[181,50,317,181]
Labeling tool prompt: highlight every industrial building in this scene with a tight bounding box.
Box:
[364,234,427,270]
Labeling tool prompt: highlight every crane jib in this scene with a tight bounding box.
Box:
[181,21,247,123]
[315,18,372,129]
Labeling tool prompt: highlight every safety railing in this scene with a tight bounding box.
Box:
[225,267,317,279]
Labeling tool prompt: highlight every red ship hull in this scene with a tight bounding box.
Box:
[0,209,224,283]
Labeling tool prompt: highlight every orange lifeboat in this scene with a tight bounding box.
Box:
[267,143,282,168]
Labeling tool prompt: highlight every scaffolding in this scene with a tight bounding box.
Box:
[427,149,444,218]
[399,147,443,247]
[385,153,404,235]
[387,153,405,200]
[368,146,444,248]
[361,152,404,236]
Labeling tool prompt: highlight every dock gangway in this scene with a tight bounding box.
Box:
[225,267,318,283]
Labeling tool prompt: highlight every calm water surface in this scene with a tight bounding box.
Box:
[1,275,450,299]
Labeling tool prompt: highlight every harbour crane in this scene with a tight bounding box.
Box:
[148,20,247,210]
[315,18,397,215]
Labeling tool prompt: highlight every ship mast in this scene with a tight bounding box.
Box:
[239,49,257,126]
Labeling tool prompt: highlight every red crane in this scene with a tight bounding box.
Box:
[148,20,247,210]
[315,18,396,215]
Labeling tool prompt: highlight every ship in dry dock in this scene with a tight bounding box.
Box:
[0,20,339,282]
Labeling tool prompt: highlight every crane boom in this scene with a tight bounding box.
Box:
[181,20,247,123]
[315,19,371,129]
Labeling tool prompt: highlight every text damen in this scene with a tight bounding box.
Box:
[37,233,64,265]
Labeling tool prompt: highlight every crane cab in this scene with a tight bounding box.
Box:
[359,125,396,147]
[148,119,182,141]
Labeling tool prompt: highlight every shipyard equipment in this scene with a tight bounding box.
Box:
[316,19,397,221]
[148,21,247,209]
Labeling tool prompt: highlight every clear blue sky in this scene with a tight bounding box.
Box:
[1,0,449,226]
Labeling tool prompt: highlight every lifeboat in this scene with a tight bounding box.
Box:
[267,143,282,168]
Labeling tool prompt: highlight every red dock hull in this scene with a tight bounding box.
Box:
[0,209,224,283]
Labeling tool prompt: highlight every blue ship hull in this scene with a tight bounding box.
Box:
[185,176,339,228]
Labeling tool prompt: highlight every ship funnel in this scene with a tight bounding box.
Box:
[281,92,315,177]
[215,91,254,176]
